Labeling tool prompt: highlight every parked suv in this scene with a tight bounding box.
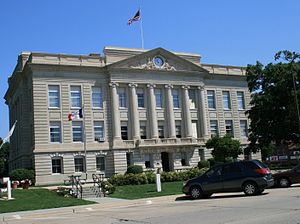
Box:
[272,164,300,187]
[182,160,274,199]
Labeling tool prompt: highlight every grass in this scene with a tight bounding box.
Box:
[110,181,184,199]
[0,188,95,214]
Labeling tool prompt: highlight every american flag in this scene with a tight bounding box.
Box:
[127,10,140,25]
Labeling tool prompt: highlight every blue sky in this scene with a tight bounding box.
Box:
[1,0,300,138]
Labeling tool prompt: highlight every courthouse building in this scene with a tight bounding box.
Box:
[4,46,258,185]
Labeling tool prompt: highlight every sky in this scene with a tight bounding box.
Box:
[1,0,300,138]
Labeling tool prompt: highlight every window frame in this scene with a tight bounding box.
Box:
[210,120,219,137]
[207,90,216,110]
[237,91,246,110]
[121,121,128,140]
[96,155,106,172]
[49,121,61,143]
[172,89,180,109]
[92,86,103,108]
[240,120,248,138]
[70,86,82,108]
[48,85,60,108]
[155,88,163,108]
[94,121,104,142]
[118,87,127,108]
[222,91,231,110]
[225,120,234,137]
[51,157,63,174]
[74,156,85,173]
[137,88,145,108]
[72,121,83,142]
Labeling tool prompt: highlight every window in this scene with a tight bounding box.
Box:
[52,157,63,174]
[158,121,164,138]
[175,121,181,138]
[74,156,85,172]
[207,90,216,109]
[92,86,102,108]
[96,156,105,171]
[121,122,128,140]
[237,91,245,110]
[118,87,126,108]
[70,86,81,108]
[50,121,61,143]
[48,85,60,108]
[126,152,133,167]
[188,89,197,109]
[210,120,219,137]
[144,154,153,168]
[94,121,104,142]
[222,91,231,110]
[155,89,163,108]
[72,121,83,142]
[225,120,234,137]
[140,121,147,139]
[240,120,248,137]
[172,89,180,108]
[137,88,145,108]
[181,152,189,166]
[223,163,242,175]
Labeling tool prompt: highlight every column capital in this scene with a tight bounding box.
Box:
[109,82,119,88]
[197,84,205,91]
[164,84,173,89]
[147,83,156,89]
[181,85,190,90]
[128,83,138,88]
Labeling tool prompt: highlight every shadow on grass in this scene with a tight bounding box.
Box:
[175,192,269,201]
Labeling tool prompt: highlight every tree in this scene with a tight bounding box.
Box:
[205,135,242,162]
[0,138,10,176]
[246,51,300,155]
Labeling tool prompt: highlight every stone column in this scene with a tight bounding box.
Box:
[109,82,121,140]
[128,83,140,139]
[147,84,158,138]
[165,84,176,138]
[182,85,193,138]
[198,85,208,137]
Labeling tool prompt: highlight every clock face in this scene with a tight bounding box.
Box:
[153,56,164,67]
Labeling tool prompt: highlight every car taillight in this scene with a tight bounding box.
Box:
[255,168,270,175]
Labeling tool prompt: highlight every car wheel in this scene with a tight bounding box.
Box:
[278,177,290,188]
[243,182,258,196]
[190,186,202,199]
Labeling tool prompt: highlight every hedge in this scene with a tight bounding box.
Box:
[108,168,208,187]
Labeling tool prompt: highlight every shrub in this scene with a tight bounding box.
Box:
[9,169,35,183]
[101,181,115,195]
[198,160,210,169]
[126,165,143,174]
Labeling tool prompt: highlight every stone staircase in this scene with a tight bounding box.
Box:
[81,185,103,198]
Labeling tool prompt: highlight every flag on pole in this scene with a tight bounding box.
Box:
[3,120,17,143]
[68,109,83,121]
[127,9,141,25]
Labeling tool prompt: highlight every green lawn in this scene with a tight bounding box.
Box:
[0,188,95,214]
[110,181,184,199]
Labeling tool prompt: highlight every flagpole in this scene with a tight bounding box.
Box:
[82,105,87,179]
[139,7,144,49]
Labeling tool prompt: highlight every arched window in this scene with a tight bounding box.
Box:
[74,156,85,172]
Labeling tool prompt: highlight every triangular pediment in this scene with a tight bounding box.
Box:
[107,47,208,73]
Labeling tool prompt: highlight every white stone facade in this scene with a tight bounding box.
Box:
[4,47,257,185]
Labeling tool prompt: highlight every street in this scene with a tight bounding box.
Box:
[1,185,300,224]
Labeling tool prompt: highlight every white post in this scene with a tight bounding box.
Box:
[139,7,144,49]
[155,169,161,192]
[7,178,12,200]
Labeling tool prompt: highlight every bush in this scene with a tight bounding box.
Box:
[9,169,35,183]
[126,165,143,174]
[101,181,115,195]
[198,160,210,169]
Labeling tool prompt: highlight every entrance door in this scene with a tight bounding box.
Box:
[161,152,170,172]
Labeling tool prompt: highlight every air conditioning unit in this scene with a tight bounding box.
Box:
[95,137,105,142]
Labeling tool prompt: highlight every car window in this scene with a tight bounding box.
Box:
[206,166,222,177]
[223,163,242,175]
[244,161,260,170]
[294,165,300,172]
